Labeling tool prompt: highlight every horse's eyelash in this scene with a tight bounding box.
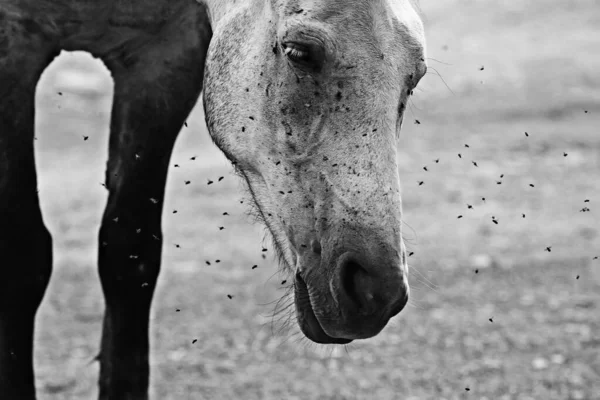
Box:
[285,47,308,59]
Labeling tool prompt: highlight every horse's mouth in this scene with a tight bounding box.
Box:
[294,271,353,345]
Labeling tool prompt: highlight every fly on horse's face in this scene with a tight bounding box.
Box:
[204,0,427,344]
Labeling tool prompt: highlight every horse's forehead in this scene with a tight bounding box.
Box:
[279,0,424,48]
[280,0,421,24]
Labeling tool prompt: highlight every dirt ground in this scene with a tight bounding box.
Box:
[26,0,600,399]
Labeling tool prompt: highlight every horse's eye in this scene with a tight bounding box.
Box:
[283,43,311,62]
[282,42,324,71]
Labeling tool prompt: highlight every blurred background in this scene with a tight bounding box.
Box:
[31,0,599,399]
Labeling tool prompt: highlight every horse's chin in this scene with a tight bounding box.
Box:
[294,271,353,345]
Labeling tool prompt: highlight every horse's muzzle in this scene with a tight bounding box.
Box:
[294,251,409,343]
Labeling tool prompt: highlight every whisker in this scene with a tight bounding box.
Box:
[425,57,452,66]
[426,66,455,95]
[408,96,422,112]
[410,267,440,292]
[409,275,438,292]
[401,221,419,243]
[407,299,425,310]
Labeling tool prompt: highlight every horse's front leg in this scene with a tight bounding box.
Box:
[96,12,210,399]
[0,18,58,399]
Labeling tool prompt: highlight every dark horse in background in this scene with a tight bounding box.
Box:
[0,0,427,398]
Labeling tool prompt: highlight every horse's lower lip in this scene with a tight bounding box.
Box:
[294,271,353,345]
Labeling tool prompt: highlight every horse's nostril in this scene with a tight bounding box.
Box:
[337,251,408,321]
[340,259,376,314]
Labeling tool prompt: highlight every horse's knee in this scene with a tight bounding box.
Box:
[98,212,162,295]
